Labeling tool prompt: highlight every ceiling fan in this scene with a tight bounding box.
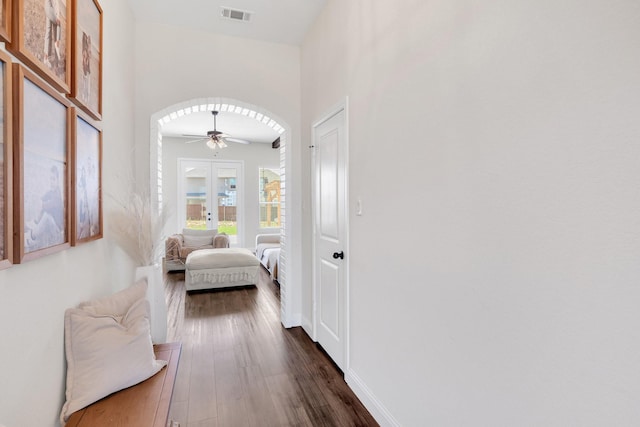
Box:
[183,111,251,149]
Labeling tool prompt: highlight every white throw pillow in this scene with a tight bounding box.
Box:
[60,281,167,423]
[183,234,213,247]
[78,278,147,316]
[182,228,217,237]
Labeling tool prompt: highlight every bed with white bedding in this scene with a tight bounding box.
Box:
[255,234,280,282]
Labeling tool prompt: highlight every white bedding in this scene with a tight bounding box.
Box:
[255,243,279,262]
[256,243,280,281]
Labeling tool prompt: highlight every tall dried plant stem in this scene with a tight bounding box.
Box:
[108,182,169,267]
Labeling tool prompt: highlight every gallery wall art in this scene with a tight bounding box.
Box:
[0,50,12,270]
[69,0,102,119]
[9,0,72,93]
[13,64,71,263]
[71,108,102,245]
[0,0,103,267]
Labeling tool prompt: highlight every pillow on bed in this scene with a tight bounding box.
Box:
[60,280,167,424]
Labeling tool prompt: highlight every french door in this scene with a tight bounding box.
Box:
[178,159,243,246]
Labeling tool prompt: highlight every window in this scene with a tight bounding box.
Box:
[259,167,280,228]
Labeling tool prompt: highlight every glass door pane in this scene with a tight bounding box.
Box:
[180,160,213,230]
[179,159,243,246]
[216,166,239,245]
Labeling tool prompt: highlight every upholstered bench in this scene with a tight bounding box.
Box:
[65,343,181,427]
[185,248,260,291]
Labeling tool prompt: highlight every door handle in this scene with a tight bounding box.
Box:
[332,251,344,260]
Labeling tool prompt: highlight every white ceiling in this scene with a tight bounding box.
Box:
[128,0,326,46]
[162,109,282,145]
[129,0,325,143]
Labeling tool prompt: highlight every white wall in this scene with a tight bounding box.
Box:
[0,1,137,426]
[133,22,301,188]
[302,1,640,425]
[162,136,279,248]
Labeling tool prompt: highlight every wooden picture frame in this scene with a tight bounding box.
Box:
[8,0,71,94]
[0,0,12,43]
[0,51,12,270]
[13,64,71,263]
[71,107,101,245]
[69,0,101,119]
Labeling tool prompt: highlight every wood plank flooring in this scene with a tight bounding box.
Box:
[164,268,378,427]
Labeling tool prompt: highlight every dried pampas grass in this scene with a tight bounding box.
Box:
[109,189,169,267]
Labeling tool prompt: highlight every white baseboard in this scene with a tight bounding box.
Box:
[291,312,302,326]
[301,315,314,340]
[281,312,302,328]
[345,369,401,427]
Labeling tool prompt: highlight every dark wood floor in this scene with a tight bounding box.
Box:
[164,268,378,427]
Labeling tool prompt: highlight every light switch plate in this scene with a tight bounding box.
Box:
[356,197,363,216]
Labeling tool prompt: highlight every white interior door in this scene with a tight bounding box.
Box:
[313,108,347,370]
[178,159,243,246]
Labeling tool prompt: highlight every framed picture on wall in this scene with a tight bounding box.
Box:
[69,0,101,119]
[71,107,102,245]
[13,64,71,263]
[0,50,12,270]
[8,0,71,93]
[0,0,11,43]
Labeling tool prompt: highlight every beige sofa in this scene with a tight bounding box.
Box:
[165,228,229,272]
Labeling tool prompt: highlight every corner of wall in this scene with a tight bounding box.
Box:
[345,369,401,427]
[301,316,314,339]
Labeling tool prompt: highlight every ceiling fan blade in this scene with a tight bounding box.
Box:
[223,137,251,145]
[184,138,208,144]
[172,134,207,138]
[170,112,249,146]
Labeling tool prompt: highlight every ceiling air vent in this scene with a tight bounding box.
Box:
[220,7,252,22]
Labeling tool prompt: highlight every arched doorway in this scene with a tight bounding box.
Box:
[149,97,296,327]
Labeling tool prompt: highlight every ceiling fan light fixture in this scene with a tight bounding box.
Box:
[206,134,228,150]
